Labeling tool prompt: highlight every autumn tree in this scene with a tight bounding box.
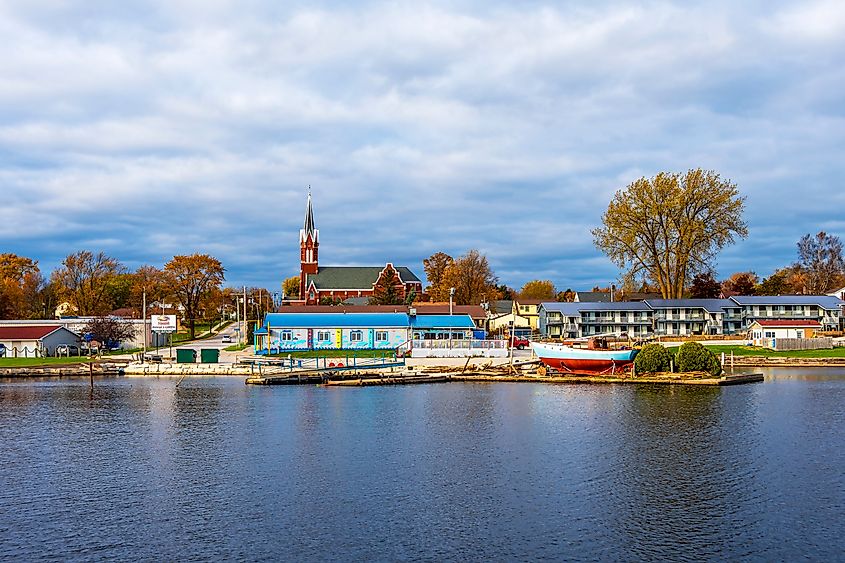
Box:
[754,270,790,296]
[557,289,576,302]
[246,287,275,319]
[51,251,126,315]
[688,271,722,299]
[0,254,43,319]
[282,276,300,299]
[164,254,225,339]
[722,271,758,296]
[592,169,747,299]
[369,265,404,305]
[130,266,170,313]
[442,249,498,305]
[423,252,455,302]
[495,284,516,301]
[520,280,557,300]
[104,273,134,311]
[796,231,845,294]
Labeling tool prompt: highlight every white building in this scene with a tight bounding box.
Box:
[0,325,81,357]
[0,318,150,349]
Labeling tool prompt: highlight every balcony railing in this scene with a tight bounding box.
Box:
[412,339,507,350]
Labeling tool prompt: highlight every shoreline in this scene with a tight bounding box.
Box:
[3,355,845,381]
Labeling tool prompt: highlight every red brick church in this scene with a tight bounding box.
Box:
[296,192,423,305]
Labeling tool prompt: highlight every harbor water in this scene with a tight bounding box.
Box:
[1,369,843,561]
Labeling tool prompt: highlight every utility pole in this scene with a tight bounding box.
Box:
[449,287,455,350]
[243,285,247,346]
[236,297,241,346]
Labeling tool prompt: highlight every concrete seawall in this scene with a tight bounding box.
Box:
[123,362,255,376]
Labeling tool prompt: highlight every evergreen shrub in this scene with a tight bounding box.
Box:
[676,341,722,376]
[634,343,673,373]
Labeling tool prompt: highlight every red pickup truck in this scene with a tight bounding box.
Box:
[509,336,530,349]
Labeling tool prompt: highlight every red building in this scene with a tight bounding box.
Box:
[296,193,423,305]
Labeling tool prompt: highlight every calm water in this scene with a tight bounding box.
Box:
[1,369,843,561]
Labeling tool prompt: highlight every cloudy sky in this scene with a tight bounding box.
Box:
[1,0,843,291]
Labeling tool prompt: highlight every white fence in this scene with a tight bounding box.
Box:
[753,337,833,351]
[408,339,508,358]
[0,345,43,358]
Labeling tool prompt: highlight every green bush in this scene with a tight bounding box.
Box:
[676,341,722,376]
[634,343,673,373]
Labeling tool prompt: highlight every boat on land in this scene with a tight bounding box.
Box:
[531,340,637,374]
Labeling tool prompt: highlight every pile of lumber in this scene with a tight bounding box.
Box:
[421,359,542,376]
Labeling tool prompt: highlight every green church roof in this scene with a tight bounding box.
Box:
[308,266,421,290]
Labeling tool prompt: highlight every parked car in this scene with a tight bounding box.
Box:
[509,336,530,349]
[221,335,233,344]
[55,344,81,356]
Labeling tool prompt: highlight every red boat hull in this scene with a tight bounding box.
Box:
[538,357,634,374]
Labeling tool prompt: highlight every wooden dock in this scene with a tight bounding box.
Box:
[245,367,410,385]
[452,372,764,386]
[324,373,451,386]
[246,369,764,387]
[0,362,127,378]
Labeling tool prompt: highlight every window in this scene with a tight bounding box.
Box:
[317,331,330,341]
[350,330,363,342]
[281,331,293,341]
[764,331,776,338]
[375,331,388,342]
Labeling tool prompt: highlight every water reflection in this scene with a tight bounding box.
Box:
[0,371,842,561]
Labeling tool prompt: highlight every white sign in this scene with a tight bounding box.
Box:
[151,314,177,332]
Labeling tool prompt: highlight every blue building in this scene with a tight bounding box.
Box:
[254,313,410,354]
[253,311,482,354]
[411,314,480,341]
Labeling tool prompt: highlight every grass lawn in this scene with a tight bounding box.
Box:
[0,357,98,367]
[224,344,250,352]
[172,323,214,343]
[268,350,396,359]
[705,345,845,358]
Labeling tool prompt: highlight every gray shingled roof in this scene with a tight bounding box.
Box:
[492,300,513,314]
[542,301,651,312]
[645,299,737,313]
[730,295,844,309]
[308,266,421,290]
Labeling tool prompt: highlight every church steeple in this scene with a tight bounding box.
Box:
[300,188,318,244]
[299,189,319,298]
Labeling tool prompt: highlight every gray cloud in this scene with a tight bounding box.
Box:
[0,0,842,291]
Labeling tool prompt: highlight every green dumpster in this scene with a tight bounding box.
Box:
[176,349,196,363]
[200,348,219,364]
